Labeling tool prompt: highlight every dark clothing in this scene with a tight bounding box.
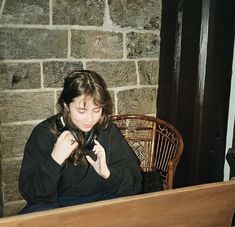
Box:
[142,170,164,193]
[19,192,118,214]
[19,114,142,208]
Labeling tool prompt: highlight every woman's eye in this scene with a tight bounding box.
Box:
[93,108,101,113]
[77,109,86,113]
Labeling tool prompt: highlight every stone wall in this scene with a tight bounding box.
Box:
[0,0,161,217]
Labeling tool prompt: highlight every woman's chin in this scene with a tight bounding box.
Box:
[81,126,93,132]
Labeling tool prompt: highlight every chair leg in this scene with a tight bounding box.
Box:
[167,161,174,189]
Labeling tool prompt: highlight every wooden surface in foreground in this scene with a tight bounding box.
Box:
[0,181,235,227]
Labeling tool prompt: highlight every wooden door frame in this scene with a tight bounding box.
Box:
[158,0,235,187]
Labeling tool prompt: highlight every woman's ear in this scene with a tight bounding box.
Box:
[63,102,69,111]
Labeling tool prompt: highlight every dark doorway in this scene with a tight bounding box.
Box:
[157,0,235,187]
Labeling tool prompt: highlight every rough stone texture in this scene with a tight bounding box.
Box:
[108,0,161,30]
[117,87,157,114]
[86,61,137,87]
[53,0,105,25]
[0,0,49,24]
[0,63,41,90]
[71,30,123,59]
[4,200,26,217]
[108,90,115,111]
[2,159,22,202]
[0,161,3,216]
[43,61,83,88]
[0,92,54,123]
[1,124,35,159]
[126,32,160,59]
[0,28,67,59]
[56,89,63,103]
[138,60,159,85]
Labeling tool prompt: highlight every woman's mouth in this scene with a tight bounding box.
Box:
[83,124,93,130]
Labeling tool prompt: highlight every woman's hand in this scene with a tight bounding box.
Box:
[51,131,78,165]
[86,140,110,179]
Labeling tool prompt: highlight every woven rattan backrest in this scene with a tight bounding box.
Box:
[110,114,184,189]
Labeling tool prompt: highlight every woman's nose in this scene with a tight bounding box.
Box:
[86,111,93,122]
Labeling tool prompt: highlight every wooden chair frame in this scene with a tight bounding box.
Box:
[110,114,184,189]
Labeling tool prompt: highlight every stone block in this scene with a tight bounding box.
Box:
[109,90,114,101]
[4,200,26,217]
[138,60,159,85]
[1,124,35,159]
[0,28,67,59]
[86,61,136,88]
[56,89,63,105]
[71,30,123,59]
[117,87,156,114]
[0,63,41,90]
[0,0,49,24]
[0,161,3,217]
[102,89,114,113]
[1,159,22,202]
[53,0,105,26]
[108,0,161,30]
[43,61,83,88]
[126,32,160,58]
[0,91,54,123]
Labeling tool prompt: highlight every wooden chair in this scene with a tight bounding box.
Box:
[110,114,184,189]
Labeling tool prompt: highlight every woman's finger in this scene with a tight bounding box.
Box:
[86,155,95,165]
[57,130,71,142]
[94,139,100,145]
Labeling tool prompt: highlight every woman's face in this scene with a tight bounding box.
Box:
[65,95,102,132]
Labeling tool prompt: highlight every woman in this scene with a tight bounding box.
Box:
[18,70,142,214]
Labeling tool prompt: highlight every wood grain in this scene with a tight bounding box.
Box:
[0,181,235,227]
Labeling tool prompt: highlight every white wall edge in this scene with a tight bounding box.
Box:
[224,35,235,181]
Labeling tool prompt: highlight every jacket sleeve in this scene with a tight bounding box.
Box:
[18,123,64,204]
[104,123,143,196]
